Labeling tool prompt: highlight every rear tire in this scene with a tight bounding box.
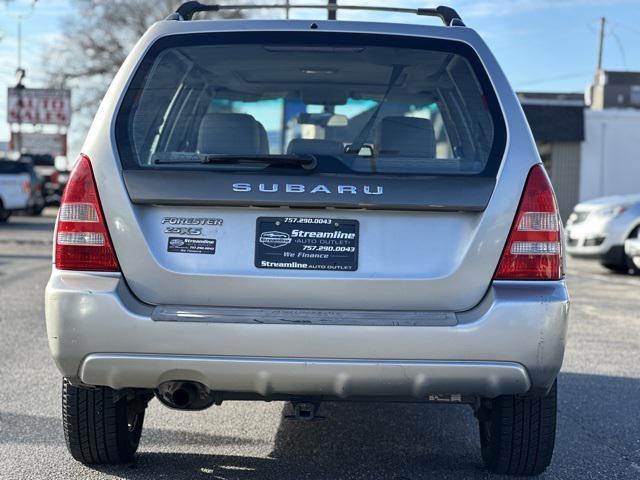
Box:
[29,203,45,216]
[479,380,557,476]
[62,378,147,464]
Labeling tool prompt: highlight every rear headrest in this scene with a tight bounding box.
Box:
[379,116,436,158]
[197,113,269,155]
[256,122,270,155]
[287,139,344,156]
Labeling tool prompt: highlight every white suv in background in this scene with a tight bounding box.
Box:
[565,194,640,273]
[0,159,31,222]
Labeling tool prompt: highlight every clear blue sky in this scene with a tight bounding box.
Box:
[0,0,639,146]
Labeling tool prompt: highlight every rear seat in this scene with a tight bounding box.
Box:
[287,139,344,156]
[197,113,269,155]
[378,116,436,157]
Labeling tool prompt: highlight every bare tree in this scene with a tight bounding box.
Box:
[44,0,242,151]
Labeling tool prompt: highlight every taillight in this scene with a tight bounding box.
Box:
[22,180,31,194]
[494,165,562,280]
[54,154,120,272]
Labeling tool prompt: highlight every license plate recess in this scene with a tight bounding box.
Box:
[255,217,359,271]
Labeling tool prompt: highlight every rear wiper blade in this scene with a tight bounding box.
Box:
[202,154,317,167]
[153,152,316,168]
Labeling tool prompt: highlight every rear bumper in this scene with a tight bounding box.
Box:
[45,270,569,398]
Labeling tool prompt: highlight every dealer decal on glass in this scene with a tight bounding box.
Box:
[255,217,359,271]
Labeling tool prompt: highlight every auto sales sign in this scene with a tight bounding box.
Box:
[7,88,71,126]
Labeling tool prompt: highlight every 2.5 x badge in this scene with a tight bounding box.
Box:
[162,217,224,236]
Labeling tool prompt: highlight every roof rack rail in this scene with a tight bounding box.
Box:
[170,2,465,27]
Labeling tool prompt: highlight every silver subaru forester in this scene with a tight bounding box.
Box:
[45,2,569,475]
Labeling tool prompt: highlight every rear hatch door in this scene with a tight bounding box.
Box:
[99,28,518,311]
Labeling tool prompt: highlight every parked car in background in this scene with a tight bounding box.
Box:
[19,160,46,215]
[624,231,640,273]
[566,194,640,273]
[20,153,67,205]
[52,155,71,204]
[46,168,69,206]
[0,159,31,222]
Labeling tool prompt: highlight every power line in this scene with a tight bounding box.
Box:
[609,30,628,70]
[612,21,640,37]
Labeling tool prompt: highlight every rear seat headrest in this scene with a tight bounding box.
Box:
[379,116,436,158]
[287,139,344,156]
[256,122,269,155]
[197,113,269,155]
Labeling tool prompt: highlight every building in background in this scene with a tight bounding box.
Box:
[5,87,70,162]
[580,70,640,201]
[589,70,640,110]
[580,108,640,202]
[519,69,640,221]
[518,92,585,221]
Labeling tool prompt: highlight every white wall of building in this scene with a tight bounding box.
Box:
[580,109,640,201]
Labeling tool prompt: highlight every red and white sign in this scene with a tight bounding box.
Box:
[7,88,71,126]
[10,132,67,156]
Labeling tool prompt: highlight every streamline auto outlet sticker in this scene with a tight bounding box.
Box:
[255,217,359,271]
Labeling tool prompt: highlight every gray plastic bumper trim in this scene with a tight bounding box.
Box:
[152,305,457,326]
[79,354,530,398]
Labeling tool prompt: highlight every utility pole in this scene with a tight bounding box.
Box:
[596,16,606,72]
[328,0,337,20]
[5,0,37,77]
[5,0,38,153]
[284,0,290,19]
[17,16,21,71]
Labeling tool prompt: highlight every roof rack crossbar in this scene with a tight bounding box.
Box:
[172,2,465,26]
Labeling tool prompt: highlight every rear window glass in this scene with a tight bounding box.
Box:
[116,32,505,177]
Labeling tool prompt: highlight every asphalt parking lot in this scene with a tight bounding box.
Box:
[0,210,638,480]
